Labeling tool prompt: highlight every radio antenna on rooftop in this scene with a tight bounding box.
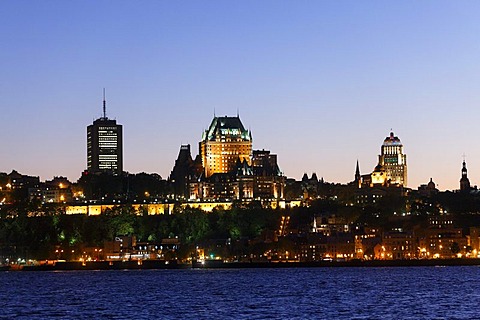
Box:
[103,88,107,119]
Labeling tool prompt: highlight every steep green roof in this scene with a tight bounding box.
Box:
[202,116,252,141]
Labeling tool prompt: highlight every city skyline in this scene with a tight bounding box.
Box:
[2,2,480,190]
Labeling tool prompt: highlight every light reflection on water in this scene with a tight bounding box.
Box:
[1,266,479,319]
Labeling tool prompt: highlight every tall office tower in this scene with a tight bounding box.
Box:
[377,131,407,186]
[200,115,252,178]
[87,92,123,175]
[460,160,471,192]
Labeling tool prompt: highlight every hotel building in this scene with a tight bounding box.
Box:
[199,116,252,178]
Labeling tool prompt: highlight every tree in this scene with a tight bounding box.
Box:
[450,242,460,256]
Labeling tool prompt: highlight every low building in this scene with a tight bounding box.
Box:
[379,229,416,259]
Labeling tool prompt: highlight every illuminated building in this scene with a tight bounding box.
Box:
[7,170,40,189]
[189,150,284,201]
[460,160,471,192]
[377,131,407,186]
[87,92,123,174]
[370,164,387,186]
[379,230,415,260]
[200,115,252,178]
[185,116,284,203]
[300,234,356,262]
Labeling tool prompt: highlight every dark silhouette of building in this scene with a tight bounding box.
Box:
[354,160,361,188]
[460,160,471,192]
[251,150,284,199]
[87,91,123,175]
[418,178,438,197]
[169,144,202,199]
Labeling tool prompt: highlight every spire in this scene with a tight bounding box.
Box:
[462,154,467,177]
[355,160,361,188]
[103,88,107,119]
[460,156,470,192]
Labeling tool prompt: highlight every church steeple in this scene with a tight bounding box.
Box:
[354,160,361,188]
[460,159,471,192]
[355,160,360,180]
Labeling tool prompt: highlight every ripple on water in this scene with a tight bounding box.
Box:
[1,267,480,319]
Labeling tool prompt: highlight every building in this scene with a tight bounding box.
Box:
[379,229,416,259]
[251,150,284,199]
[7,170,40,190]
[354,160,361,188]
[371,164,387,186]
[460,160,471,192]
[169,144,202,200]
[87,93,123,175]
[418,178,438,197]
[184,115,284,203]
[377,131,407,186]
[199,115,252,178]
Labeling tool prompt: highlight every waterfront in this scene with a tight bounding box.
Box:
[1,266,479,319]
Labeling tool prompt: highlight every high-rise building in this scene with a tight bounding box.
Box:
[87,93,123,175]
[377,131,407,186]
[460,160,471,192]
[199,115,252,178]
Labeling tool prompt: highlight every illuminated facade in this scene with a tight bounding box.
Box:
[200,116,252,178]
[189,150,284,201]
[87,96,123,174]
[184,116,284,203]
[377,131,407,186]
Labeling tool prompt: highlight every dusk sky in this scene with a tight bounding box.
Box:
[2,1,480,190]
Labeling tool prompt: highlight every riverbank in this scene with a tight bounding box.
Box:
[2,258,480,271]
[192,258,480,269]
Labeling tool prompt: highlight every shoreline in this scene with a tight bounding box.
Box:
[2,258,480,271]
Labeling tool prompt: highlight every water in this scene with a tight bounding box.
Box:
[1,266,479,319]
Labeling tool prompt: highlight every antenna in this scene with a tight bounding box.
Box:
[237,107,239,117]
[462,153,466,162]
[214,107,216,117]
[103,88,106,119]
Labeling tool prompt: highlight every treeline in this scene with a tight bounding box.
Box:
[3,194,480,261]
[0,205,289,260]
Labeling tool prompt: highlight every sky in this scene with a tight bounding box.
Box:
[1,1,480,191]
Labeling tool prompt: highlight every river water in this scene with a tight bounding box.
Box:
[1,266,479,319]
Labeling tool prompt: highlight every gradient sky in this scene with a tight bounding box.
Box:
[1,1,480,191]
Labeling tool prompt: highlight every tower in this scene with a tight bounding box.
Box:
[355,160,361,188]
[378,131,407,186]
[199,115,252,178]
[460,160,471,192]
[86,91,123,174]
